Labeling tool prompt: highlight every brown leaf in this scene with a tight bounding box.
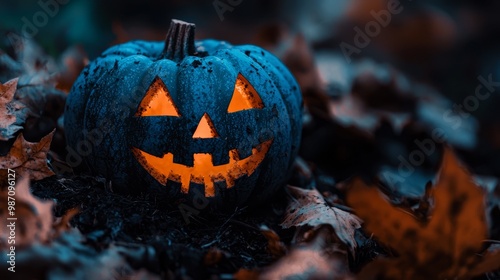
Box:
[259,227,354,280]
[234,268,260,280]
[0,78,27,140]
[0,130,55,181]
[260,225,287,258]
[53,207,79,236]
[425,147,488,276]
[346,147,490,279]
[281,186,362,255]
[0,177,54,249]
[1,33,67,143]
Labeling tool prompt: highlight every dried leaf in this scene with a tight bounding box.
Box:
[259,227,354,280]
[0,130,55,181]
[0,78,27,140]
[1,33,67,143]
[53,207,79,236]
[281,186,362,254]
[234,268,260,280]
[260,225,287,258]
[0,229,153,279]
[0,177,54,249]
[347,147,491,279]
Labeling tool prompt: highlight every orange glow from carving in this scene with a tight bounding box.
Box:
[135,77,180,117]
[193,113,218,138]
[227,73,264,113]
[132,139,273,197]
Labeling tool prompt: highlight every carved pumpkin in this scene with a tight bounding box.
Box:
[64,20,302,208]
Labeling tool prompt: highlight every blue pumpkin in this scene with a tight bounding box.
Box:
[64,20,302,209]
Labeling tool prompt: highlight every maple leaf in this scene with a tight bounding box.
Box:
[347,147,500,279]
[0,78,27,140]
[0,130,55,181]
[0,177,54,249]
[281,186,362,255]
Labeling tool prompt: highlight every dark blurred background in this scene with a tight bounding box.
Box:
[3,0,500,183]
[2,0,500,115]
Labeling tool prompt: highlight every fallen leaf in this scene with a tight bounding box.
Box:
[0,78,27,140]
[53,207,79,236]
[281,186,362,255]
[0,177,54,249]
[0,229,157,279]
[259,227,354,280]
[260,225,287,258]
[1,33,67,144]
[2,33,58,82]
[233,268,260,280]
[0,130,55,181]
[347,147,493,279]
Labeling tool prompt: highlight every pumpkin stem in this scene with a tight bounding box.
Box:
[161,19,196,61]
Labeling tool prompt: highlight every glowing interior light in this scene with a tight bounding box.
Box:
[192,113,218,138]
[132,139,273,197]
[227,73,264,113]
[135,77,180,117]
[133,75,272,197]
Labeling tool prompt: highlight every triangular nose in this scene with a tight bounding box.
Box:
[193,113,219,138]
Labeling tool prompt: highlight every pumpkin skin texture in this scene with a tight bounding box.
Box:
[64,20,302,209]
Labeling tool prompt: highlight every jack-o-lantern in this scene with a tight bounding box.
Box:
[64,20,302,209]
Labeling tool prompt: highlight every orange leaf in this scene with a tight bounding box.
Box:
[260,225,287,258]
[347,147,490,279]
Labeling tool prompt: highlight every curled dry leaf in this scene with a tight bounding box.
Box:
[260,225,287,258]
[281,186,362,255]
[0,78,27,140]
[0,130,55,181]
[259,227,354,280]
[347,147,494,279]
[53,207,79,236]
[1,33,67,145]
[0,177,53,249]
[0,229,154,279]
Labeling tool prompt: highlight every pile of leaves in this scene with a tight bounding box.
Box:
[1,23,500,280]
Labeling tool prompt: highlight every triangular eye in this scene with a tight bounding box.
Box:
[227,73,264,113]
[135,77,180,117]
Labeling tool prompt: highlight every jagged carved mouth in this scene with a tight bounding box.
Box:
[131,139,272,197]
